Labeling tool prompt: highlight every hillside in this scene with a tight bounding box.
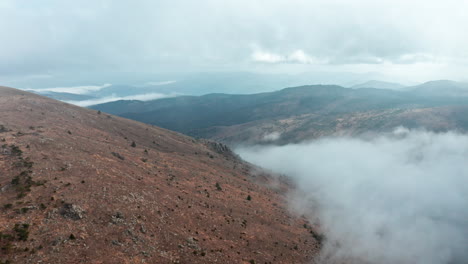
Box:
[0,86,319,263]
[92,84,468,145]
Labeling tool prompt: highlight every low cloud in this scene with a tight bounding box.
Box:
[31,83,111,95]
[262,131,282,142]
[66,92,178,107]
[141,80,177,87]
[237,128,468,264]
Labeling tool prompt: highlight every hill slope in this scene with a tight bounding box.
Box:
[92,85,468,145]
[0,86,319,263]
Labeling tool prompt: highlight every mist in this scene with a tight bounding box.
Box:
[237,128,468,264]
[65,92,177,107]
[30,83,112,94]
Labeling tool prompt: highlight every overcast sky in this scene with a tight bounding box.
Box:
[1,0,468,86]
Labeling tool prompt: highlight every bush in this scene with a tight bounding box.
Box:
[13,223,30,241]
[111,152,125,160]
[10,145,22,156]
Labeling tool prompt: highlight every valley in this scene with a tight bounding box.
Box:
[92,81,468,145]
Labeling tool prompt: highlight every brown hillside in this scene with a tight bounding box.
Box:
[0,86,319,263]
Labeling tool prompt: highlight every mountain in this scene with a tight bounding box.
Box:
[91,84,468,145]
[351,80,405,90]
[20,71,393,108]
[0,86,319,263]
[407,80,468,97]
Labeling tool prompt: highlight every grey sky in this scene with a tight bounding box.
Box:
[1,0,468,85]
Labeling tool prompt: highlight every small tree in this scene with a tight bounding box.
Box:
[131,141,136,147]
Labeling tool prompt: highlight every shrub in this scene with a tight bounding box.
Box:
[13,223,30,241]
[111,152,125,160]
[10,145,22,156]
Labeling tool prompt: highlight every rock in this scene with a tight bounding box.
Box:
[47,208,58,219]
[60,203,85,220]
[111,211,125,224]
[140,224,147,234]
[112,240,122,246]
[186,237,201,250]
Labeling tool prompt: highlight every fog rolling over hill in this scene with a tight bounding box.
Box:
[90,80,468,263]
[92,81,468,146]
[0,86,319,263]
[237,129,468,264]
[3,0,468,263]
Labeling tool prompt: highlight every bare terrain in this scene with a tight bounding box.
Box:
[0,86,320,264]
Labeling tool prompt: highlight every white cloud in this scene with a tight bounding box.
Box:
[251,51,285,63]
[237,129,468,264]
[142,80,177,87]
[251,49,322,64]
[32,83,111,94]
[287,50,317,64]
[65,92,177,107]
[262,131,282,142]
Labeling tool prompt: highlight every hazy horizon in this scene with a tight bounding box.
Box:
[2,0,468,89]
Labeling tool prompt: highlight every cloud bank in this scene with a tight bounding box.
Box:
[237,128,468,264]
[2,0,468,83]
[31,83,111,95]
[66,92,177,107]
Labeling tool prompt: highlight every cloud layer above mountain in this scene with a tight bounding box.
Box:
[237,128,468,264]
[32,84,112,94]
[1,0,468,83]
[66,93,177,107]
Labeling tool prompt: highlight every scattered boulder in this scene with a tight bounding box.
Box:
[186,237,201,250]
[111,211,125,224]
[60,203,85,220]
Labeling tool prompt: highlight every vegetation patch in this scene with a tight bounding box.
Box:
[111,152,125,160]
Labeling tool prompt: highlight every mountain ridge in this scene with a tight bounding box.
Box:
[91,84,468,145]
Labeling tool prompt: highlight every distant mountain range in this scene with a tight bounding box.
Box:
[91,80,468,145]
[351,80,405,90]
[23,71,410,106]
